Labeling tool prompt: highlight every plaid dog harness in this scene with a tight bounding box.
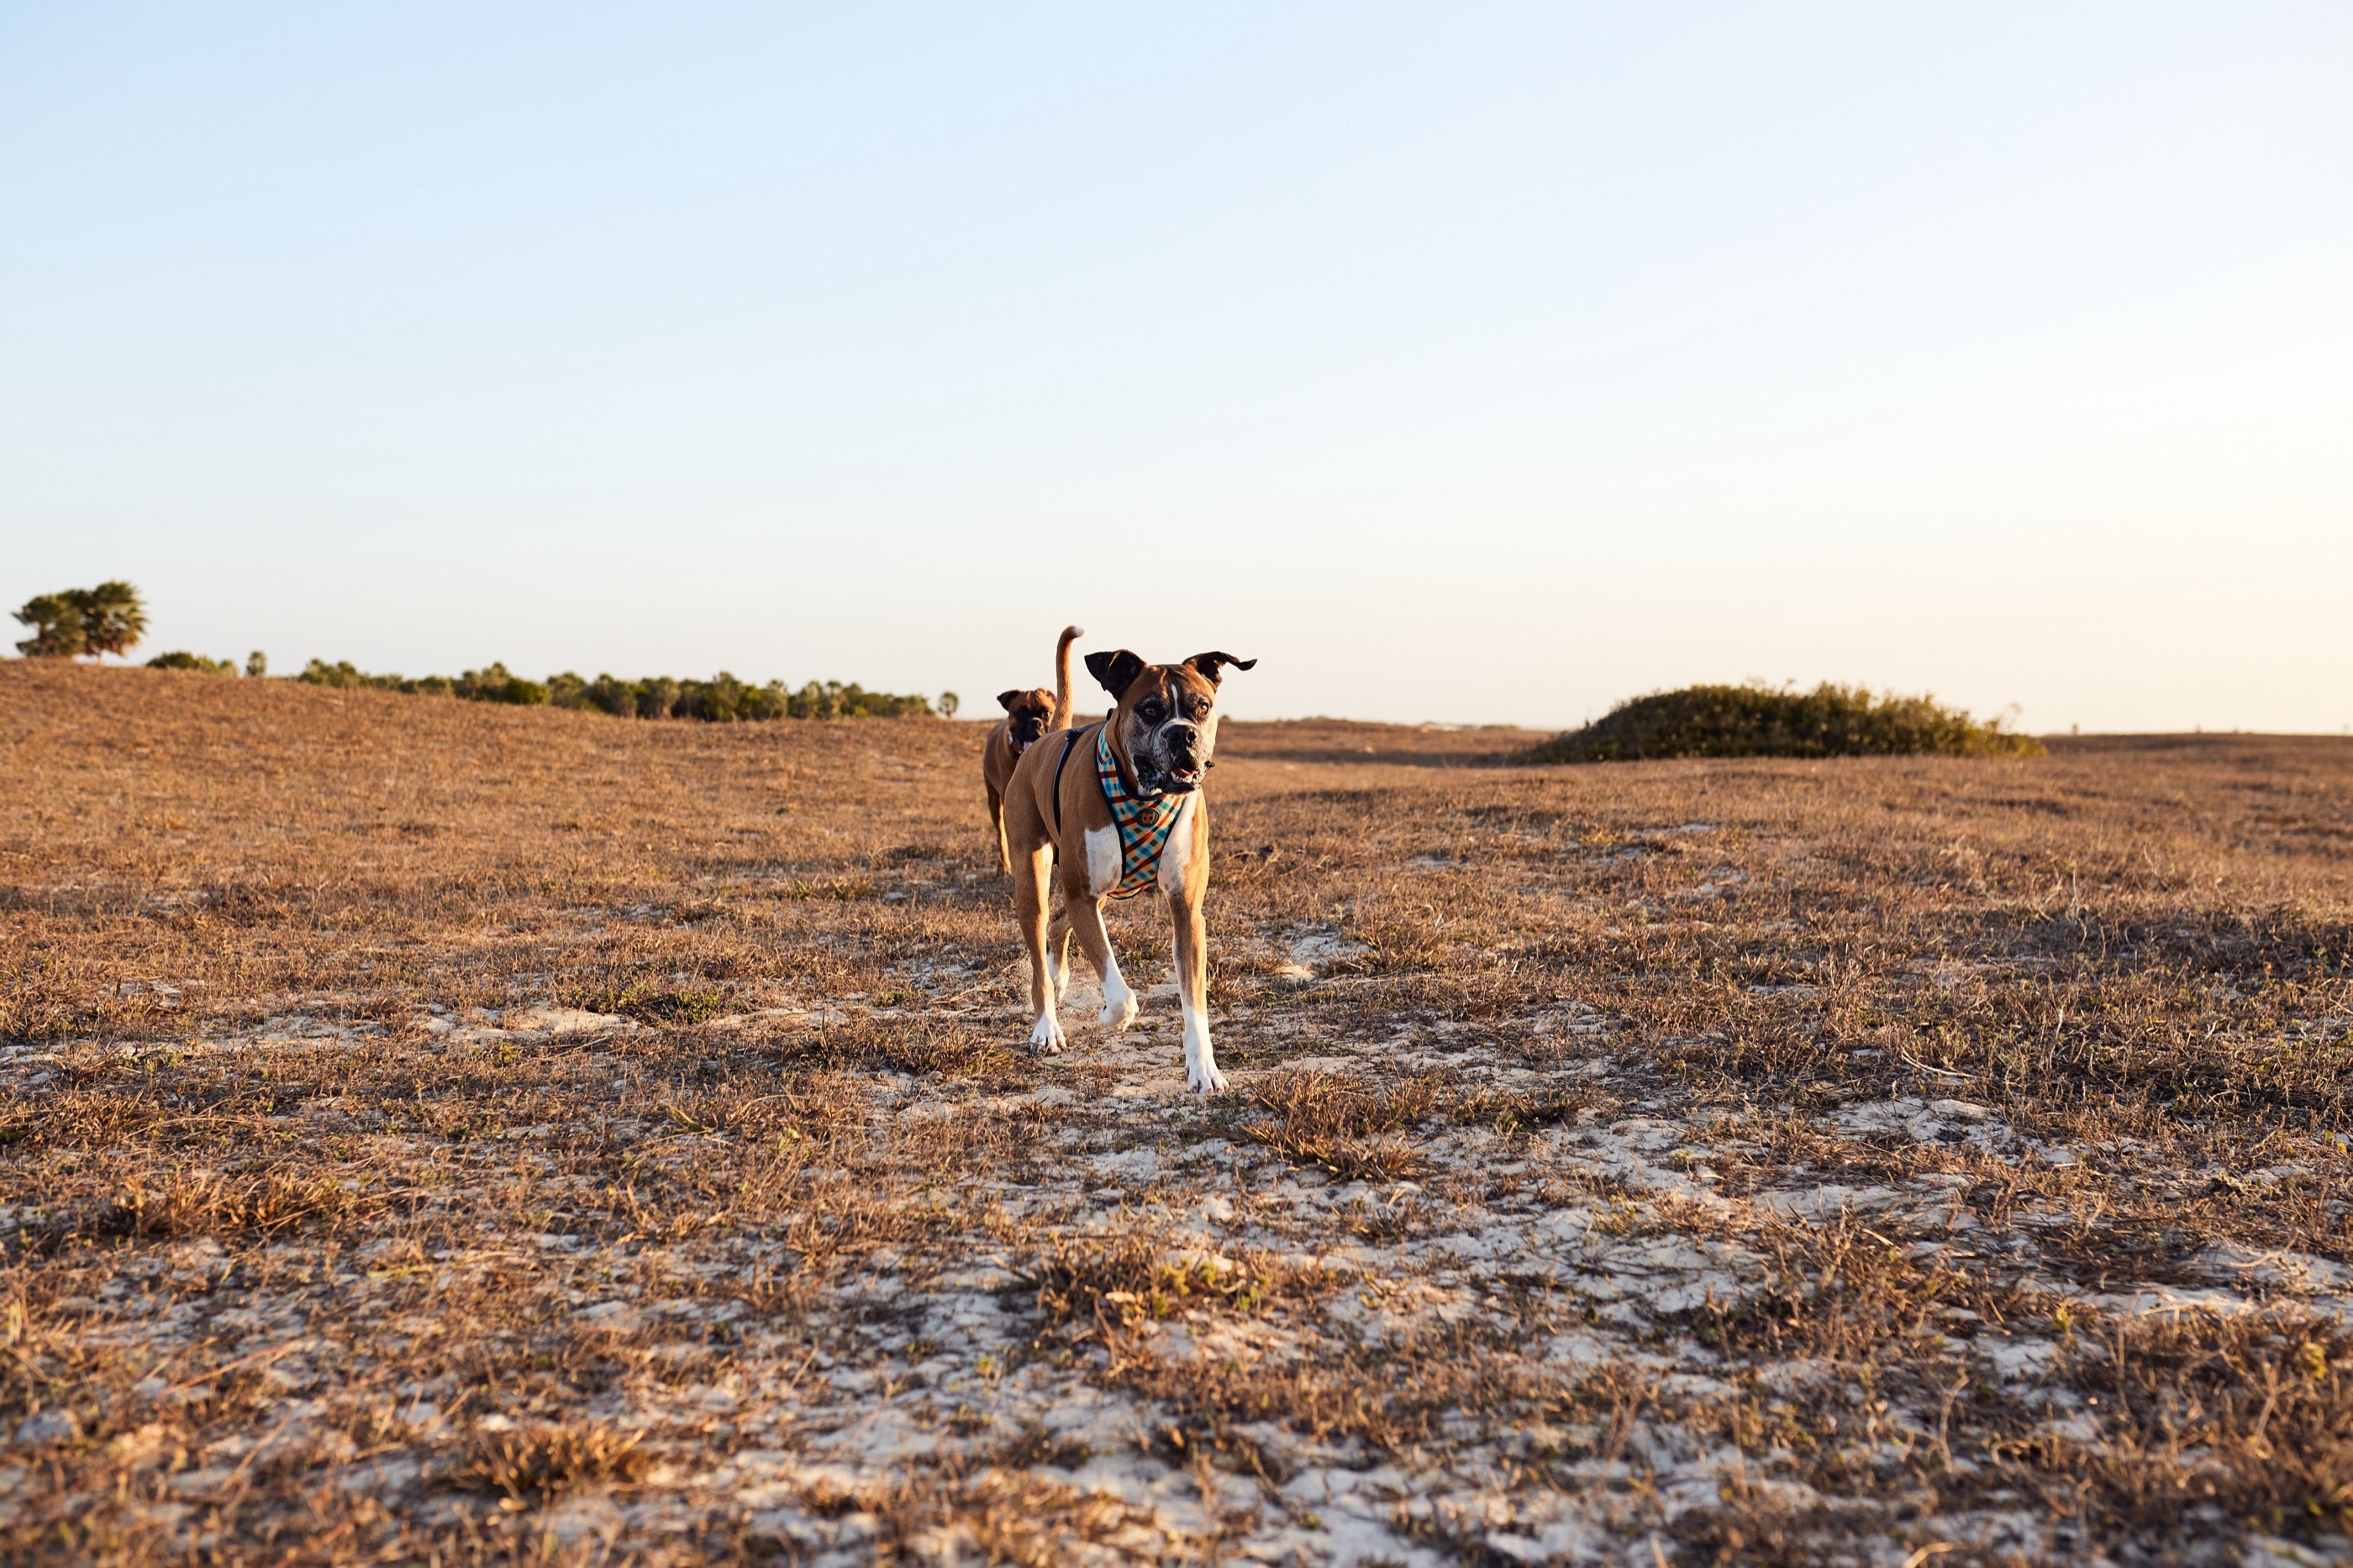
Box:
[1052,721,1184,900]
[1094,726,1184,898]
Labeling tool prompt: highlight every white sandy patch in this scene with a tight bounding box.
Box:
[499,1007,628,1035]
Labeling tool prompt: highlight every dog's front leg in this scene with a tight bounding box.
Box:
[1016,845,1066,1053]
[1066,897,1137,1031]
[1169,890,1224,1095]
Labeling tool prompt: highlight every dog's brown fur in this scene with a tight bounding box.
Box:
[998,646,1255,1095]
[982,626,1082,876]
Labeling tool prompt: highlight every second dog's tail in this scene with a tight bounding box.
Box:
[1050,624,1084,731]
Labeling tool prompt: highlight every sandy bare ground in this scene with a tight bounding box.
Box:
[3,660,2351,1565]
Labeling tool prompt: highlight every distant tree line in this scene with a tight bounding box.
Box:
[12,582,941,720]
[296,660,937,720]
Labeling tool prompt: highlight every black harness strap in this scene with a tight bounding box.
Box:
[1051,721,1098,837]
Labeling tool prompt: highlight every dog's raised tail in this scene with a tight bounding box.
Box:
[1050,624,1084,731]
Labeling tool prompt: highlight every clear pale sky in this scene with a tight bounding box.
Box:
[4,5,2347,732]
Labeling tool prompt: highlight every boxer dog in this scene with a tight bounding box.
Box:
[982,625,1082,876]
[998,646,1255,1096]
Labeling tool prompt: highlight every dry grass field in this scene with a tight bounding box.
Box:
[4,660,2352,1566]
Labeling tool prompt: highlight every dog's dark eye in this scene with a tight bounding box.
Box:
[1139,702,1163,721]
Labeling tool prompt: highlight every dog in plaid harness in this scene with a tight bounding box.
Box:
[996,646,1256,1096]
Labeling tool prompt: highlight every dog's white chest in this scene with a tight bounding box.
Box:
[1156,792,1198,894]
[1083,826,1121,897]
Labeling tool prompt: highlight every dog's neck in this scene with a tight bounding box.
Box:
[1100,713,1155,799]
[1092,726,1185,901]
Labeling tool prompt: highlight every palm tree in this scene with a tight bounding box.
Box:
[76,581,147,659]
[13,592,87,657]
[13,583,148,660]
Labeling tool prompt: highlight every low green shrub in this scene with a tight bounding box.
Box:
[293,659,934,722]
[454,663,548,706]
[587,980,729,1025]
[296,659,393,690]
[145,651,240,675]
[1521,681,2045,763]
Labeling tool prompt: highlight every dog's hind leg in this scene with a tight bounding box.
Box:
[987,783,1009,877]
[1066,897,1136,1032]
[1045,903,1076,1003]
[1015,845,1066,1054]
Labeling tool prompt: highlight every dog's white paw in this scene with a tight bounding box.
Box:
[1050,957,1073,1004]
[1029,1011,1068,1055]
[1099,989,1138,1032]
[1187,1061,1229,1097]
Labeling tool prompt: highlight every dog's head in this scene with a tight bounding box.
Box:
[1083,650,1256,797]
[996,687,1055,751]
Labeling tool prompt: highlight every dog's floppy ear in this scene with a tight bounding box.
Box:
[996,689,1024,713]
[1186,651,1257,686]
[1085,649,1147,699]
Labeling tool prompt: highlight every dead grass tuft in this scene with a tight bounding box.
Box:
[796,1461,1166,1565]
[1686,1213,2049,1363]
[2019,1308,2353,1537]
[451,1418,650,1501]
[782,1013,1033,1081]
[1238,1068,1438,1181]
[1019,1231,1295,1334]
[82,1166,381,1242]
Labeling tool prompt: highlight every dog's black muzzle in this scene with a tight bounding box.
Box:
[1155,723,1206,793]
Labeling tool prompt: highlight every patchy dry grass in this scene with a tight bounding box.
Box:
[455,1418,652,1503]
[1240,1070,1440,1182]
[1019,1232,1309,1337]
[3,660,2352,1563]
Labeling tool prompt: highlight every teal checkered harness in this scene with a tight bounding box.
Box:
[1051,720,1186,900]
[1095,725,1185,898]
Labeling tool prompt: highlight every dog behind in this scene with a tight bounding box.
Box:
[981,624,1082,876]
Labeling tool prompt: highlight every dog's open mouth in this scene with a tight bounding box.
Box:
[1165,762,1203,790]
